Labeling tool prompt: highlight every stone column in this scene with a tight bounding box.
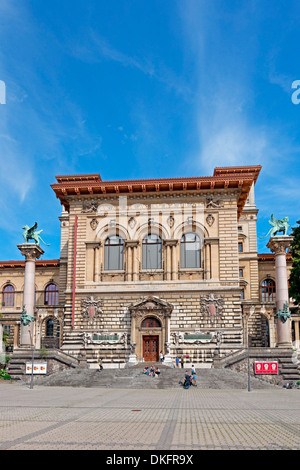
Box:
[204,240,211,279]
[127,242,132,281]
[127,311,138,366]
[164,240,177,280]
[125,241,139,281]
[94,243,101,282]
[17,243,44,346]
[267,236,293,348]
[163,311,173,367]
[131,241,139,281]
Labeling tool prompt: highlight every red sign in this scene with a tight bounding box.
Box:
[254,361,278,374]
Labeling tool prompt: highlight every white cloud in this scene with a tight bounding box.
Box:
[71,31,191,98]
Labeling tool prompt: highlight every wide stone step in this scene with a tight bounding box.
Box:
[33,367,279,390]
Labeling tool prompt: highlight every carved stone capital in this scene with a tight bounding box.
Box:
[163,239,178,247]
[17,243,44,261]
[125,240,140,248]
[267,236,293,255]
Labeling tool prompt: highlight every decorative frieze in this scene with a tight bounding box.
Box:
[171,330,222,345]
[82,331,128,347]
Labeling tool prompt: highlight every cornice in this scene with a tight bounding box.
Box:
[0,259,60,269]
[51,166,261,218]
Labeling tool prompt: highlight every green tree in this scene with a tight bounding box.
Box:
[289,220,300,305]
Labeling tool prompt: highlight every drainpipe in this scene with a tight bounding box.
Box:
[72,215,78,328]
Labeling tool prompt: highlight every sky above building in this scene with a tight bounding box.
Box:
[0,0,299,260]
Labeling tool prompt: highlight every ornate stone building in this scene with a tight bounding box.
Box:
[0,165,298,368]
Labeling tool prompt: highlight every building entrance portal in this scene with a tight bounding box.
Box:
[143,335,159,362]
[128,296,173,363]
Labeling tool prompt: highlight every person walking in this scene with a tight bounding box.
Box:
[98,359,103,372]
[175,356,179,368]
[191,364,197,386]
[180,356,184,369]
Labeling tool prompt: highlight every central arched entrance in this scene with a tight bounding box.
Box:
[141,317,161,362]
[128,296,173,362]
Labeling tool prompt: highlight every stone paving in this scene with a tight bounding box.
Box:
[0,382,299,451]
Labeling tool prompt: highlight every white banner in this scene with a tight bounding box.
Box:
[25,362,47,374]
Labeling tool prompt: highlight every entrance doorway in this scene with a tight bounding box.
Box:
[143,336,159,362]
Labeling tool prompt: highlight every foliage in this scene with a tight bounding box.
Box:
[289,220,300,305]
[0,369,11,380]
[3,330,9,346]
[39,347,48,360]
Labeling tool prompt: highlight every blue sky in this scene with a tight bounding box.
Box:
[0,0,300,260]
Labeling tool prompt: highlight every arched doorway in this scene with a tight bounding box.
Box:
[128,296,173,362]
[41,316,61,349]
[141,317,161,362]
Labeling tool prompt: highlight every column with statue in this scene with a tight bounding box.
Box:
[17,222,48,346]
[261,215,293,347]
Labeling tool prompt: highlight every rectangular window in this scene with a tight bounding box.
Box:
[104,244,124,270]
[142,235,162,270]
[238,242,243,253]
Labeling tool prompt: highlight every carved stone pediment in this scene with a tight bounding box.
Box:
[129,296,173,318]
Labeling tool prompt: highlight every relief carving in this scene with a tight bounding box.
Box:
[206,213,215,227]
[81,296,103,325]
[83,200,99,213]
[200,293,224,318]
[206,196,224,209]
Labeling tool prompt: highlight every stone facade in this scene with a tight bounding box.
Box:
[0,165,297,368]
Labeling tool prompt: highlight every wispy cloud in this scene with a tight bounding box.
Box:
[71,30,192,98]
[178,1,300,177]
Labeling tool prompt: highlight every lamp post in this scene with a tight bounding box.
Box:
[247,333,251,392]
[28,330,35,390]
[246,307,254,392]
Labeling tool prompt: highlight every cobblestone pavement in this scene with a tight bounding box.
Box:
[0,382,299,451]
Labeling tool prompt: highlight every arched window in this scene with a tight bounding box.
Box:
[141,317,161,328]
[2,284,15,307]
[180,233,201,269]
[46,319,54,336]
[44,283,58,306]
[104,235,124,270]
[261,279,276,302]
[42,317,60,349]
[142,234,162,270]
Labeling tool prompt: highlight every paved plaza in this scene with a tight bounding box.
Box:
[0,382,299,451]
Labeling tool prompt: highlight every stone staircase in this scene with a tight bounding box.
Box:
[32,362,278,389]
[7,349,79,381]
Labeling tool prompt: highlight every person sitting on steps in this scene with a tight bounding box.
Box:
[184,370,192,388]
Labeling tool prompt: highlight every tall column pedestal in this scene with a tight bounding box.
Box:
[267,236,293,348]
[17,244,44,346]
